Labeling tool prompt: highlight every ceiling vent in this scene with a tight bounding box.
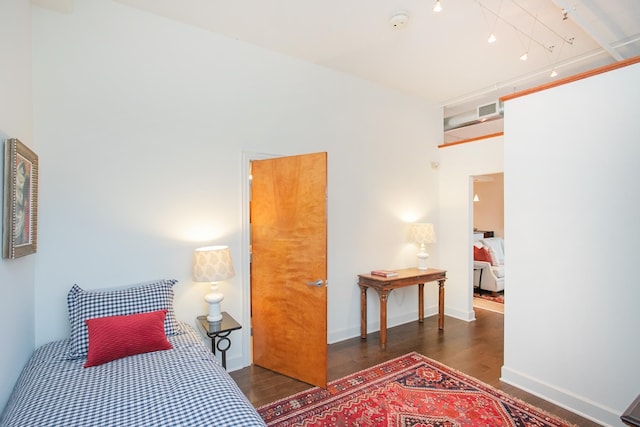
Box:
[444,100,504,131]
[477,101,502,121]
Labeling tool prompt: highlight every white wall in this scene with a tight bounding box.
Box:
[31,0,443,370]
[0,0,35,408]
[438,136,504,322]
[502,63,640,426]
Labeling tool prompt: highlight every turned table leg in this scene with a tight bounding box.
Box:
[379,290,389,349]
[360,285,367,339]
[418,283,424,322]
[438,279,445,330]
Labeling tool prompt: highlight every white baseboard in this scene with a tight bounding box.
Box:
[501,366,623,427]
[328,304,474,344]
[225,355,246,372]
[444,305,476,322]
[328,309,432,344]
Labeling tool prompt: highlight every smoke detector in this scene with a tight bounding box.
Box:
[390,11,410,29]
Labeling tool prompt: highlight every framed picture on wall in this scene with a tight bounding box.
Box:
[3,138,39,259]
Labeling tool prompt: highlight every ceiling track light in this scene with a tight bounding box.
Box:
[476,0,573,55]
[433,0,442,12]
[479,0,501,44]
[547,39,567,78]
[511,1,574,45]
[518,13,536,61]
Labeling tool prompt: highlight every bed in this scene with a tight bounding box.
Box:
[0,280,266,427]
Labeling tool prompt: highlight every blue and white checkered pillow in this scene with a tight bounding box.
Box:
[66,279,182,359]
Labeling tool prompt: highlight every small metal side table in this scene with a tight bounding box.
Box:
[197,312,241,369]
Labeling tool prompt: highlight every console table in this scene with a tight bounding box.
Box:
[358,268,447,349]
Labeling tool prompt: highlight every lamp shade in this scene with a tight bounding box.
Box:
[193,245,235,283]
[408,223,436,245]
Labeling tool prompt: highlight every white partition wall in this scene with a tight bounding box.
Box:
[501,62,640,426]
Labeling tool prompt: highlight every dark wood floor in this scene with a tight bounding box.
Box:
[230,308,601,426]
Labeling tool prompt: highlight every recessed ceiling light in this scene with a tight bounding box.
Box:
[488,33,497,43]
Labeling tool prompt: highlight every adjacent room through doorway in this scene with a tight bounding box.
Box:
[472,173,504,314]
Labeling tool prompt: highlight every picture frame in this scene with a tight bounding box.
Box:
[3,138,39,259]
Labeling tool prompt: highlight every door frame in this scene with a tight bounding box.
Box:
[240,151,281,367]
[470,172,504,316]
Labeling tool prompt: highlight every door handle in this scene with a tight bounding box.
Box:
[306,279,325,287]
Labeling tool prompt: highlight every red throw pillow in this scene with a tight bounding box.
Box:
[84,310,172,368]
[474,246,493,263]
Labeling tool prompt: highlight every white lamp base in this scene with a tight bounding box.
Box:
[204,283,224,322]
[417,243,429,270]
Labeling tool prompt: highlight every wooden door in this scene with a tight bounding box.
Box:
[251,152,327,388]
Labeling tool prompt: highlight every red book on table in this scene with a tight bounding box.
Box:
[370,270,398,278]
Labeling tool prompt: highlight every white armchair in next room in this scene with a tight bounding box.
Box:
[473,237,505,295]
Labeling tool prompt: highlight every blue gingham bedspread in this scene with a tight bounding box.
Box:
[0,322,266,426]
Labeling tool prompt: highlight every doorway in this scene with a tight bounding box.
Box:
[472,173,504,313]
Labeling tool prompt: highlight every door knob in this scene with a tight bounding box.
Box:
[306,279,325,287]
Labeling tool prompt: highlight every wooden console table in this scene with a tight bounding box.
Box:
[358,268,447,349]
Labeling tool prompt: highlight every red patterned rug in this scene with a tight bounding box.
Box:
[258,352,573,426]
[474,291,504,304]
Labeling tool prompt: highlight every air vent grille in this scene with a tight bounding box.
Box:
[478,102,498,118]
[444,100,504,131]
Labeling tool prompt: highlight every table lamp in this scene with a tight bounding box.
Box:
[408,223,436,270]
[193,245,235,322]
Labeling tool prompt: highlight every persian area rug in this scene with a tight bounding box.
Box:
[473,291,504,314]
[473,290,504,304]
[258,352,573,427]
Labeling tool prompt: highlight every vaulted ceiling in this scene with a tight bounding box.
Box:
[33,0,640,140]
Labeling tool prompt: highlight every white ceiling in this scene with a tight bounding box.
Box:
[35,0,640,138]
